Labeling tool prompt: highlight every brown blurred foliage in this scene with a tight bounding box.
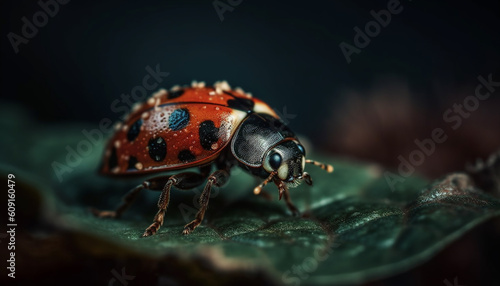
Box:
[322,77,500,179]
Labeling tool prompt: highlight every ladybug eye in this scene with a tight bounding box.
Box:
[269,153,282,170]
[297,144,305,156]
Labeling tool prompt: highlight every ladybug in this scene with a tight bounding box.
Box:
[92,81,333,236]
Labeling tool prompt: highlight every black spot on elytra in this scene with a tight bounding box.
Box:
[127,156,139,170]
[108,147,118,170]
[148,137,167,162]
[168,89,184,99]
[226,96,255,112]
[169,108,190,131]
[199,120,219,150]
[178,149,196,163]
[127,119,142,142]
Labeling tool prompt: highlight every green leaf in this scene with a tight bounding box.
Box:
[2,105,500,285]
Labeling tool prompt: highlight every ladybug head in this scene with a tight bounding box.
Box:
[254,139,334,198]
[262,140,306,185]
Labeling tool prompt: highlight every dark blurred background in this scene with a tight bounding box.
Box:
[2,0,500,285]
[2,0,500,178]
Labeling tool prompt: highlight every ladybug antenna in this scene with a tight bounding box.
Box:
[306,159,334,173]
[254,172,276,195]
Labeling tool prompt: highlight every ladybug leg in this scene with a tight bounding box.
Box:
[92,172,186,220]
[252,174,275,200]
[253,172,276,196]
[143,166,212,237]
[182,169,229,235]
[90,184,145,219]
[91,174,175,219]
[276,181,300,216]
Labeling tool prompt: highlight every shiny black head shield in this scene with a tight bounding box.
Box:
[230,113,296,167]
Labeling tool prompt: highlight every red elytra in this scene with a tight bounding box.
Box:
[100,82,277,175]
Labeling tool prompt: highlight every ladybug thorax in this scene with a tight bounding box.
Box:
[230,113,306,182]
